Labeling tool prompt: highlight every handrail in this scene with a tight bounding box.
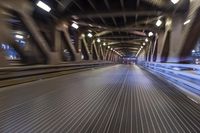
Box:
[0,61,112,71]
[0,61,113,87]
[140,62,200,103]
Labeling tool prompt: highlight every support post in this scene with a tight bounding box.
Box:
[82,37,93,60]
[63,30,81,61]
[93,42,100,60]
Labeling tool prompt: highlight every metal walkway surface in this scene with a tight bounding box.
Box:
[0,65,200,133]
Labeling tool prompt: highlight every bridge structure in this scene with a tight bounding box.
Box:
[0,0,200,132]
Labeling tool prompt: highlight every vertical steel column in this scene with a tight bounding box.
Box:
[63,30,81,61]
[82,37,93,60]
[151,35,159,62]
[100,46,105,60]
[19,12,58,64]
[53,29,63,61]
[93,41,100,60]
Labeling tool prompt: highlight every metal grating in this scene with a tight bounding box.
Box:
[0,65,200,132]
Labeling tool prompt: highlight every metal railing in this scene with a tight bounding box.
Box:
[140,62,200,103]
[0,61,113,87]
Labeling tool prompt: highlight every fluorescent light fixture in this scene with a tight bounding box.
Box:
[36,1,51,12]
[103,42,106,46]
[71,23,79,29]
[15,34,24,39]
[87,33,93,38]
[184,19,191,25]
[143,43,146,46]
[171,0,179,4]
[145,38,148,42]
[148,32,153,37]
[97,38,101,43]
[156,19,162,27]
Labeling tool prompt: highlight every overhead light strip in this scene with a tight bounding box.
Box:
[36,1,51,12]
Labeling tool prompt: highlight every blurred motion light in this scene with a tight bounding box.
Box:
[156,19,162,27]
[97,38,101,43]
[184,19,191,25]
[36,1,51,12]
[87,33,93,38]
[148,32,153,37]
[145,38,148,42]
[171,0,179,4]
[15,34,24,39]
[71,23,79,29]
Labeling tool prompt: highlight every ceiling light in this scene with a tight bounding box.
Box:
[141,46,143,48]
[156,19,162,27]
[192,50,195,53]
[171,0,179,4]
[143,43,146,46]
[71,23,79,29]
[184,19,191,25]
[97,38,101,43]
[145,38,148,42]
[36,1,51,12]
[15,34,24,39]
[148,32,153,37]
[88,30,92,32]
[103,42,106,46]
[108,46,110,49]
[87,33,93,38]
[111,48,113,50]
[81,34,85,38]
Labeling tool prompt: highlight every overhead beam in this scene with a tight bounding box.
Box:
[111,44,141,48]
[100,36,146,39]
[58,0,74,11]
[108,42,142,46]
[115,47,139,50]
[69,10,161,18]
[95,30,147,37]
[95,31,111,37]
[74,20,161,32]
[103,39,145,43]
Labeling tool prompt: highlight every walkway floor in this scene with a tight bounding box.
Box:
[0,65,200,133]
